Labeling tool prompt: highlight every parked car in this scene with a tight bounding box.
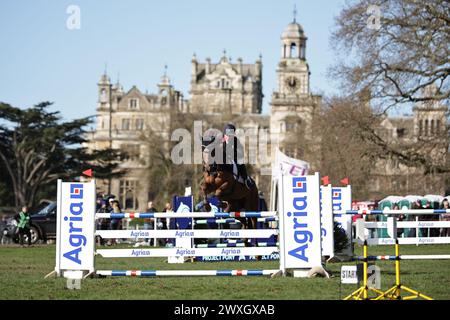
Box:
[29,202,57,244]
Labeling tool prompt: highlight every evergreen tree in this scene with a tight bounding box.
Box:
[0,102,126,209]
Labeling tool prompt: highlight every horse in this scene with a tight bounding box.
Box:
[200,129,259,230]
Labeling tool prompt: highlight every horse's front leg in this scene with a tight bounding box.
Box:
[215,180,230,198]
[200,181,212,212]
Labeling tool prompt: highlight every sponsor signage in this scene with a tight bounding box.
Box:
[332,185,353,256]
[55,180,95,276]
[320,185,334,257]
[279,173,322,270]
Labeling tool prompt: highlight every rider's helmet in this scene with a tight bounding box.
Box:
[223,123,236,136]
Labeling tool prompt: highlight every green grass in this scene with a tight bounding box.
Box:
[0,244,449,300]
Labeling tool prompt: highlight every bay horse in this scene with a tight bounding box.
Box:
[200,129,259,230]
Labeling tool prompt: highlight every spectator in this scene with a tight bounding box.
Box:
[428,200,440,237]
[107,200,122,246]
[0,216,8,244]
[96,196,103,212]
[392,204,404,238]
[367,204,377,238]
[406,201,421,237]
[96,199,110,246]
[159,202,173,247]
[440,198,450,237]
[418,200,435,237]
[15,206,32,247]
[144,201,158,246]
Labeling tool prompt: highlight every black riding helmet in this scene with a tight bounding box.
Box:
[223,123,236,136]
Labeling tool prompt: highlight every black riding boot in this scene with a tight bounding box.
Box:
[238,165,253,189]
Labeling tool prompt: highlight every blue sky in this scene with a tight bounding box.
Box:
[0,0,348,122]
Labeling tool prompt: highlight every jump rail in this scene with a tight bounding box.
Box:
[353,255,450,261]
[334,209,450,215]
[96,211,278,219]
[96,269,280,277]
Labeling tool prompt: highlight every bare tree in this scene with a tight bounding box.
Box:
[329,0,449,193]
[316,95,379,199]
[331,0,449,112]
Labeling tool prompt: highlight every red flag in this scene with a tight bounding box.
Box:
[82,169,93,177]
[321,176,330,185]
[340,177,349,185]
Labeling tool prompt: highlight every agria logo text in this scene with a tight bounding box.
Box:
[63,184,87,265]
[332,188,343,217]
[287,177,313,262]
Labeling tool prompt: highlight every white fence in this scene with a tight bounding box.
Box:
[353,218,450,245]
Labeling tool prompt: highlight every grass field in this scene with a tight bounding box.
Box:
[0,244,449,300]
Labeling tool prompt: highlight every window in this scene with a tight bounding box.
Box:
[135,118,144,130]
[300,44,305,59]
[424,119,429,136]
[290,43,297,58]
[418,119,423,135]
[397,128,406,138]
[430,120,435,135]
[100,89,108,103]
[129,98,139,109]
[119,180,140,210]
[121,144,140,161]
[436,120,441,134]
[286,122,297,132]
[122,118,131,130]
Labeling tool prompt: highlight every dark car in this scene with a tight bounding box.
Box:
[29,202,57,244]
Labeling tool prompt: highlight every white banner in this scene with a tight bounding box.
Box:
[96,229,278,239]
[332,186,353,257]
[96,247,278,258]
[366,237,450,245]
[320,185,334,257]
[55,180,95,275]
[272,148,310,177]
[278,173,322,270]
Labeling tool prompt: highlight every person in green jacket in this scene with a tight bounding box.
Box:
[15,206,32,246]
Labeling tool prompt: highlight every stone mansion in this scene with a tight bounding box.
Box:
[85,17,448,210]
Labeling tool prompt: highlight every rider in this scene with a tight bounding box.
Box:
[222,123,254,189]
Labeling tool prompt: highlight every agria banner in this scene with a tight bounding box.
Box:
[331,185,353,257]
[279,173,322,270]
[55,179,95,275]
[320,185,334,257]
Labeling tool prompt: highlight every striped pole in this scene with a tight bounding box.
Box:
[194,242,279,248]
[334,209,450,216]
[353,255,450,261]
[257,217,278,223]
[96,269,279,277]
[194,218,241,225]
[96,211,278,219]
